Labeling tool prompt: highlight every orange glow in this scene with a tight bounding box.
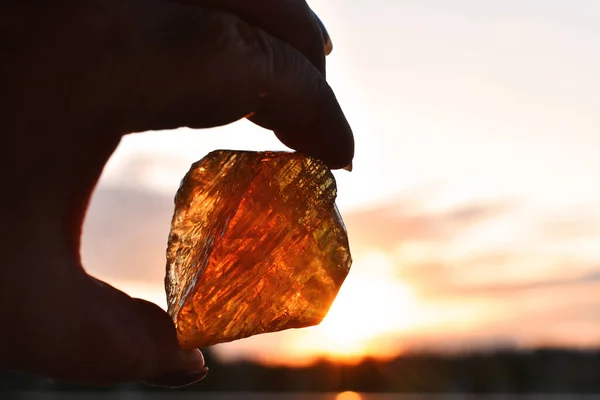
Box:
[104,255,494,366]
[281,252,424,362]
[336,392,363,400]
[318,277,415,353]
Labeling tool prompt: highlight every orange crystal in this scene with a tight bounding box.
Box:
[165,150,352,349]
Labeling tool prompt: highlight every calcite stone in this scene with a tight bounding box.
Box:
[165,150,352,349]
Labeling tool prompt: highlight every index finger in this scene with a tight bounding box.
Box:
[123,4,353,169]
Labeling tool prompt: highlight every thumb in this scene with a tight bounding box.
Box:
[131,299,209,388]
[84,277,208,387]
[122,1,353,169]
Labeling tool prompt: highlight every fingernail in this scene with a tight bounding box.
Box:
[313,12,334,55]
[143,367,209,388]
[186,348,206,370]
[343,161,353,172]
[324,36,333,56]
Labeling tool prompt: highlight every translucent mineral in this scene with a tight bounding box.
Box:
[165,150,352,349]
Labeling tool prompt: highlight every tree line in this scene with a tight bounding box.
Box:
[2,347,600,393]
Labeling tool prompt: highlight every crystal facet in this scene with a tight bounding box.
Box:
[165,150,352,349]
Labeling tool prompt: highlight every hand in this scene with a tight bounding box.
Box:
[0,0,353,388]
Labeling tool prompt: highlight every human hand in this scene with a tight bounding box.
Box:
[0,0,353,388]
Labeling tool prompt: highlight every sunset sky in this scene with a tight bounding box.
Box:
[82,0,600,365]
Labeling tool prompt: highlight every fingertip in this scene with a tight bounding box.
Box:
[275,128,354,170]
[271,92,354,170]
[142,349,207,388]
[131,299,207,381]
[313,12,333,55]
[181,348,206,371]
[165,347,206,373]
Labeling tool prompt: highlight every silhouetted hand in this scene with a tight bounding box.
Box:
[0,0,353,388]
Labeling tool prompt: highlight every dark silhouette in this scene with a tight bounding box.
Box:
[0,0,353,388]
[2,347,600,394]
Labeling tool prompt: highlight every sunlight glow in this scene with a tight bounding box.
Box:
[336,392,363,400]
[285,252,423,361]
[319,276,415,347]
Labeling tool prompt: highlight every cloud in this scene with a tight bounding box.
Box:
[428,268,600,299]
[82,181,599,302]
[81,180,600,358]
[350,200,600,301]
[533,208,600,252]
[82,185,174,283]
[343,199,511,253]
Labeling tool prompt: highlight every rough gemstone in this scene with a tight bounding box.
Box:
[165,150,352,349]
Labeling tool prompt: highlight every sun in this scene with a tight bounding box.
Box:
[317,275,416,356]
[289,251,422,361]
